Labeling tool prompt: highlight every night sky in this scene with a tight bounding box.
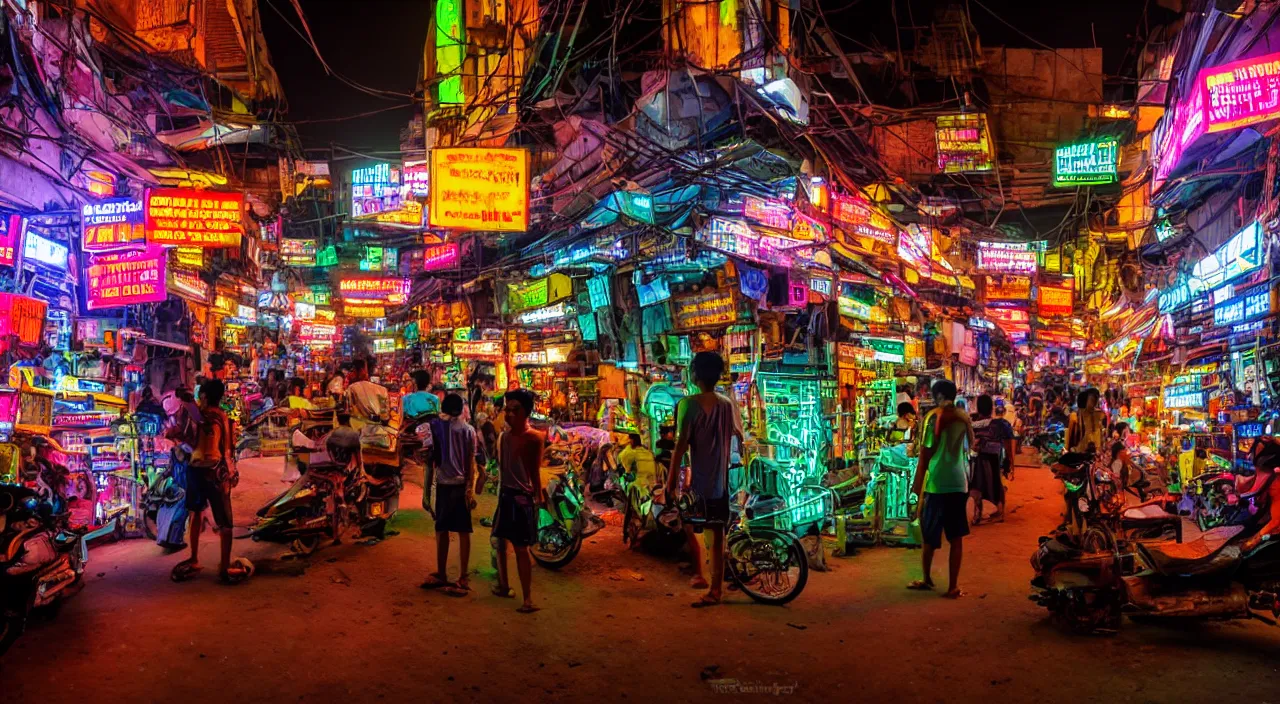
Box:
[261,0,1171,153]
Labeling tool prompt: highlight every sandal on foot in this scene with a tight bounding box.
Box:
[905,580,934,591]
[691,594,722,608]
[940,589,964,599]
[420,575,453,590]
[170,559,202,582]
[442,583,471,597]
[516,604,541,614]
[218,567,250,585]
[491,585,515,598]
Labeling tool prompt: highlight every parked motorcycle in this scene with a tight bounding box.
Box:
[1031,423,1066,465]
[1032,436,1280,633]
[1184,468,1260,531]
[531,462,606,569]
[1,483,87,655]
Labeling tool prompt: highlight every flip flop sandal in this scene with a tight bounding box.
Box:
[420,576,453,590]
[691,595,722,608]
[491,585,515,599]
[516,604,541,614]
[170,560,202,582]
[442,584,471,598]
[905,580,934,591]
[940,589,965,599]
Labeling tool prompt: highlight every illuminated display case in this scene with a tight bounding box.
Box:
[750,373,832,529]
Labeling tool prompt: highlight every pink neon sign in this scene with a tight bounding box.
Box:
[830,193,896,244]
[1204,51,1280,134]
[422,242,459,271]
[85,246,168,310]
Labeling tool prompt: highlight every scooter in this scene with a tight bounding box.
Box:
[1,483,87,655]
[531,462,606,569]
[1032,436,1280,633]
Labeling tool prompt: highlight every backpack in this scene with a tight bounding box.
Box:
[973,418,1006,457]
[165,401,202,451]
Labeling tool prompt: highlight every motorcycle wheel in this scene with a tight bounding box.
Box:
[531,524,583,569]
[0,614,24,657]
[727,529,809,606]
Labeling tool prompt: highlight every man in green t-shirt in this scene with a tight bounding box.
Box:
[908,379,975,599]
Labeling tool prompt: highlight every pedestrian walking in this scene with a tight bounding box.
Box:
[908,379,974,599]
[420,394,477,598]
[969,395,1014,524]
[491,389,545,613]
[665,351,743,608]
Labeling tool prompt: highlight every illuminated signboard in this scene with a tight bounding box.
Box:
[507,273,571,313]
[831,193,896,244]
[790,214,828,242]
[808,277,832,297]
[636,276,671,307]
[742,195,792,231]
[374,338,397,354]
[936,113,995,173]
[338,277,410,303]
[1212,285,1272,328]
[1193,221,1263,290]
[0,214,24,266]
[429,148,529,232]
[672,291,738,330]
[421,242,460,271]
[1203,51,1280,134]
[1053,139,1119,187]
[145,188,244,247]
[315,308,336,323]
[299,323,337,341]
[986,276,1031,301]
[897,225,931,275]
[976,242,1038,275]
[372,201,423,227]
[344,303,387,318]
[1164,383,1204,409]
[174,247,203,268]
[861,336,906,363]
[23,232,69,270]
[82,197,145,251]
[696,217,795,268]
[451,339,503,360]
[294,301,315,320]
[85,246,167,310]
[299,287,331,306]
[403,161,430,197]
[316,246,338,267]
[351,163,402,219]
[1038,285,1074,316]
[435,0,464,104]
[280,238,317,266]
[516,302,570,325]
[0,293,46,347]
[986,306,1030,327]
[168,268,208,302]
[237,304,257,323]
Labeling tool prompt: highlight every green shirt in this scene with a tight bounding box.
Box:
[921,405,970,494]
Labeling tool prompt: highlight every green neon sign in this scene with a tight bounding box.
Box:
[1053,138,1118,187]
[435,0,465,105]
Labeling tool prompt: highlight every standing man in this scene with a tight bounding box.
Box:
[909,379,974,599]
[344,358,389,429]
[491,389,545,613]
[171,379,247,584]
[402,370,440,419]
[665,352,743,608]
[618,432,659,489]
[420,394,477,597]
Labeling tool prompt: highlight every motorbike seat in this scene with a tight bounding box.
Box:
[1238,467,1275,501]
[1139,525,1244,576]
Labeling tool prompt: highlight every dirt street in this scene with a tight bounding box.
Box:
[5,452,1280,703]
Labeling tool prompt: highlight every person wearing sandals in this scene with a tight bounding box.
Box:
[420,394,478,598]
[490,389,545,613]
[908,379,974,599]
[172,379,249,584]
[969,395,1014,525]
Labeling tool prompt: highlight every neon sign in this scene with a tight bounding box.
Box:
[696,217,795,267]
[145,188,244,247]
[344,303,386,318]
[743,195,792,231]
[338,277,410,303]
[429,148,529,232]
[897,225,931,275]
[351,163,402,219]
[672,291,738,329]
[24,232,69,270]
[403,161,430,197]
[516,302,569,325]
[1038,285,1074,316]
[831,193,896,244]
[1212,285,1272,328]
[451,339,503,360]
[168,268,208,302]
[936,113,994,173]
[977,242,1037,275]
[1053,139,1118,187]
[0,214,24,266]
[281,238,316,266]
[85,246,166,310]
[421,242,459,271]
[507,273,571,313]
[435,0,464,104]
[1203,51,1280,134]
[82,197,145,251]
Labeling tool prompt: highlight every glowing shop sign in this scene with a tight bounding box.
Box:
[636,276,671,307]
[237,305,257,323]
[1212,285,1272,328]
[174,247,203,267]
[374,338,397,354]
[371,201,423,227]
[672,291,737,330]
[986,307,1030,326]
[429,148,529,232]
[144,188,244,247]
[808,277,832,296]
[696,217,794,267]
[403,161,430,197]
[897,225,931,275]
[299,323,337,341]
[422,242,459,271]
[1038,285,1074,316]
[435,0,464,104]
[168,269,208,302]
[451,339,504,360]
[299,288,331,306]
[936,113,995,173]
[85,246,167,310]
[516,302,569,325]
[281,238,317,266]
[344,303,387,318]
[23,233,69,270]
[1164,385,1204,409]
[338,277,410,303]
[0,214,24,266]
[507,273,571,313]
[1053,139,1119,187]
[986,276,1031,301]
[976,242,1038,275]
[836,342,875,368]
[790,214,828,242]
[0,293,46,347]
[862,336,906,363]
[82,197,145,251]
[1203,51,1280,134]
[830,193,896,244]
[351,163,402,219]
[742,195,792,230]
[1192,221,1263,290]
[294,301,315,320]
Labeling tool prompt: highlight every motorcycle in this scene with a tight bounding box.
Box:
[1032,436,1280,633]
[1052,451,1180,545]
[1,483,87,655]
[1184,468,1259,532]
[531,461,606,569]
[1031,423,1066,465]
